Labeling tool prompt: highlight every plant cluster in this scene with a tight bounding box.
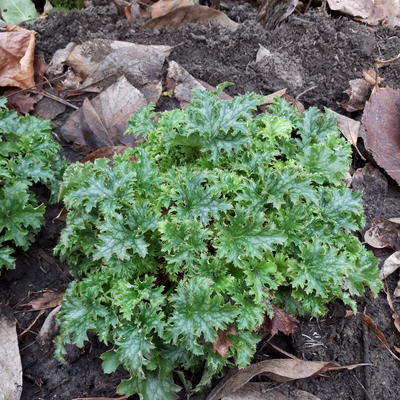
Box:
[0,98,64,270]
[55,86,381,399]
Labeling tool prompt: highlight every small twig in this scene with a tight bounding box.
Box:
[296,85,317,101]
[4,72,68,98]
[39,90,79,110]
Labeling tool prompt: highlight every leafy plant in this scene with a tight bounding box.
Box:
[0,98,65,270]
[55,85,381,398]
[50,0,84,10]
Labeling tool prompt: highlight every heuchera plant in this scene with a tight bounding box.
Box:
[55,85,381,399]
[0,98,64,270]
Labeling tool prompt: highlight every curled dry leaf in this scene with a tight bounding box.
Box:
[341,78,370,112]
[20,290,64,310]
[0,25,36,89]
[0,310,22,400]
[259,305,298,337]
[144,4,239,31]
[362,69,384,86]
[385,285,400,333]
[360,87,400,185]
[37,305,61,348]
[364,217,400,250]
[81,145,133,163]
[375,53,400,67]
[207,358,368,400]
[4,90,37,114]
[261,88,287,105]
[380,251,400,279]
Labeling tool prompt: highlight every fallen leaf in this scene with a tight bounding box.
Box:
[385,284,400,333]
[20,291,64,310]
[0,25,36,89]
[34,91,66,119]
[37,305,61,348]
[144,4,239,31]
[261,88,287,105]
[362,69,384,86]
[81,145,134,163]
[213,326,237,357]
[150,0,195,18]
[380,251,400,279]
[222,383,320,400]
[4,90,37,114]
[364,217,400,250]
[341,78,370,112]
[0,0,38,24]
[65,40,170,104]
[327,0,400,27]
[206,358,369,400]
[327,109,359,147]
[257,0,299,29]
[360,314,400,361]
[0,308,22,400]
[47,42,77,78]
[360,87,400,185]
[259,305,298,337]
[61,76,147,152]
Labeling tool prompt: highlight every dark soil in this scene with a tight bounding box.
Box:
[1,0,400,399]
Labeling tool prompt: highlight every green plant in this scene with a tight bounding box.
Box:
[55,85,381,398]
[0,98,65,270]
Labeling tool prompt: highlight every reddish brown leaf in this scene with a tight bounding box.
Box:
[362,69,384,86]
[34,53,48,86]
[360,87,400,185]
[259,305,298,337]
[212,326,236,357]
[364,217,400,250]
[360,314,400,361]
[81,145,132,163]
[150,0,195,19]
[4,90,37,114]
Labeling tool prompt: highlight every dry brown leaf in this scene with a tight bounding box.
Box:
[327,109,360,147]
[361,87,400,185]
[364,217,400,250]
[261,88,287,105]
[259,305,298,337]
[144,5,239,31]
[380,251,400,279]
[4,90,37,114]
[222,383,320,400]
[327,0,400,26]
[362,69,384,86]
[341,78,370,112]
[64,40,170,104]
[166,61,232,106]
[385,285,400,334]
[34,92,67,119]
[360,314,400,361]
[150,0,195,18]
[0,310,22,400]
[81,145,137,163]
[0,25,36,89]
[257,0,299,29]
[20,291,64,310]
[213,326,237,357]
[61,76,147,153]
[206,358,368,400]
